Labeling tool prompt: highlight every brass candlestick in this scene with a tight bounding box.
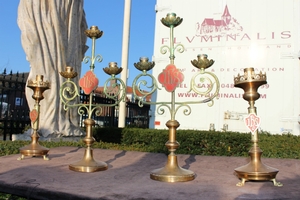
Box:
[59,26,126,172]
[132,13,220,182]
[18,75,50,160]
[234,68,282,186]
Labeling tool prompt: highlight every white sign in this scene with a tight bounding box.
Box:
[150,0,300,135]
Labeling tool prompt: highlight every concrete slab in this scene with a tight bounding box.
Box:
[0,147,299,199]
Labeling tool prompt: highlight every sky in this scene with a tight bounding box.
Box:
[0,0,156,86]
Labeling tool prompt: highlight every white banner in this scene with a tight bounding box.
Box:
[150,0,300,135]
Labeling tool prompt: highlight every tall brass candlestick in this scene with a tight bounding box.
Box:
[59,26,126,172]
[234,68,282,186]
[18,75,50,160]
[132,13,220,182]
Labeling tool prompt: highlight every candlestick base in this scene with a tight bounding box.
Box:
[150,154,195,182]
[234,146,282,186]
[69,147,108,172]
[18,143,49,160]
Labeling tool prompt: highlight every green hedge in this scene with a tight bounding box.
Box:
[90,127,300,159]
[259,132,300,159]
[1,128,300,159]
[118,128,251,156]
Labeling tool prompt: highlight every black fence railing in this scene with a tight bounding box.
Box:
[79,91,150,128]
[0,69,30,140]
[0,72,151,140]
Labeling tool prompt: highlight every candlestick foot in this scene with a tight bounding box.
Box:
[43,155,49,160]
[272,178,283,187]
[150,154,195,182]
[236,178,246,186]
[236,177,283,187]
[17,155,24,160]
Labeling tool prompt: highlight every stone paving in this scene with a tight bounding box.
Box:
[0,147,300,199]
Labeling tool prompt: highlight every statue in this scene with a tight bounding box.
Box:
[17,0,88,137]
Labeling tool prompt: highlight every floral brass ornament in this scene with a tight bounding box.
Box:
[79,71,99,95]
[244,113,260,134]
[134,57,155,72]
[59,66,78,79]
[191,54,214,70]
[103,62,123,76]
[85,25,103,39]
[161,13,183,28]
[158,64,184,92]
[29,109,38,123]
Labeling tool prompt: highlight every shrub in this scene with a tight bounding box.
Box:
[1,128,300,159]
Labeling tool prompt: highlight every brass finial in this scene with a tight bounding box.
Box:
[161,13,183,28]
[234,68,266,86]
[59,66,78,79]
[134,57,155,72]
[191,54,215,70]
[85,26,103,39]
[103,62,123,75]
[27,75,50,89]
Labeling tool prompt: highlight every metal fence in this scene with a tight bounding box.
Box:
[0,70,30,140]
[79,91,150,128]
[0,71,151,140]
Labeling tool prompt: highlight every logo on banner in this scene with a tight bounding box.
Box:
[244,113,260,134]
[196,5,243,36]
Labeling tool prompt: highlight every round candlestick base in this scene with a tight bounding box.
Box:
[19,143,49,160]
[69,148,108,173]
[234,147,282,187]
[150,154,195,182]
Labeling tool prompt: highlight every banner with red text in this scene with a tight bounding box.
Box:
[150,0,300,134]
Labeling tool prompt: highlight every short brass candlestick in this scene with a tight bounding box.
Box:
[18,75,50,160]
[234,68,282,186]
[132,13,220,182]
[60,26,126,172]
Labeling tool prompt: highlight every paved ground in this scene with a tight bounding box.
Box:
[0,147,300,200]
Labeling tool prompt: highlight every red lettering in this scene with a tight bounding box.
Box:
[227,34,236,41]
[241,33,251,41]
[281,31,291,39]
[174,37,180,44]
[257,33,266,40]
[201,35,213,42]
[186,36,195,43]
[162,38,168,44]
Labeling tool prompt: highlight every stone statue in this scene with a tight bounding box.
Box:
[17,0,88,137]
